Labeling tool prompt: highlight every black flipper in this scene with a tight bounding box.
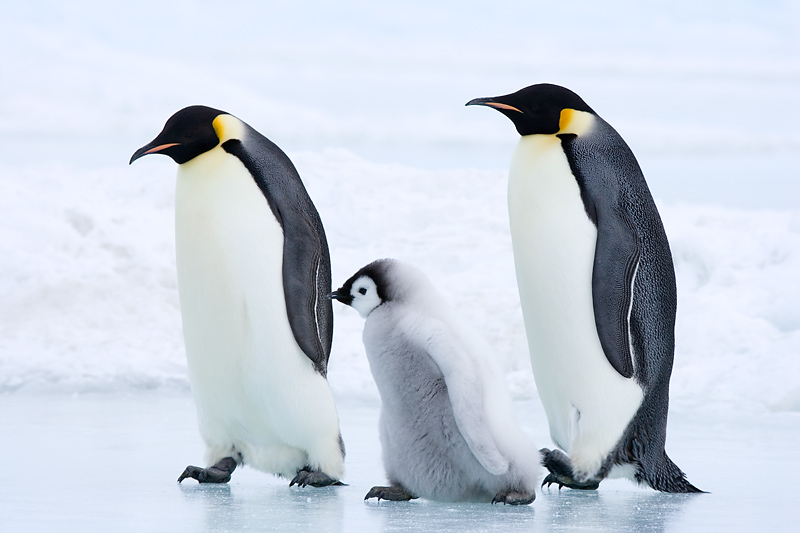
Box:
[591,206,640,379]
[280,214,334,377]
[559,132,640,379]
[222,134,333,376]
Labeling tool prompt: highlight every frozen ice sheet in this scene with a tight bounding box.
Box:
[1,394,798,532]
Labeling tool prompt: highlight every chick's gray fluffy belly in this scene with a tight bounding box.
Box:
[363,310,495,502]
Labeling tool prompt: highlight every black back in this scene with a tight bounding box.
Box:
[558,118,676,389]
[560,119,702,491]
[223,126,334,377]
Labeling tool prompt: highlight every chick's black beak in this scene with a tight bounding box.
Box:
[328,289,352,306]
[327,290,342,301]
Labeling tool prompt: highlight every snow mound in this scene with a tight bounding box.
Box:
[2,151,797,414]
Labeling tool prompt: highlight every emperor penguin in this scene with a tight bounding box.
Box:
[330,259,541,504]
[130,106,345,488]
[466,84,701,493]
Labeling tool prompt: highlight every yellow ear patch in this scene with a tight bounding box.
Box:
[212,114,245,143]
[558,108,594,136]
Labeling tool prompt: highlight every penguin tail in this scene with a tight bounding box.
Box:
[639,452,705,494]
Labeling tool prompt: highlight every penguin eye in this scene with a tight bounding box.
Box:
[358,287,367,295]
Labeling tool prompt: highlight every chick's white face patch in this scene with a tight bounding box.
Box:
[349,276,382,318]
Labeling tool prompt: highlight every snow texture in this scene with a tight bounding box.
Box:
[3,152,798,414]
[1,0,799,530]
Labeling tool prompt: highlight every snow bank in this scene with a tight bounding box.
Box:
[2,151,797,414]
[665,206,800,413]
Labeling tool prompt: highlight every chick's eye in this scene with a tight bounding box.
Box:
[358,287,367,295]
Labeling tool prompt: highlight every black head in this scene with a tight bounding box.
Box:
[466,83,595,136]
[130,105,228,165]
[329,259,395,318]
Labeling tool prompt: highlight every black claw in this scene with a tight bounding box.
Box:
[364,486,383,501]
[542,473,564,490]
[492,489,535,506]
[540,450,600,490]
[542,471,597,491]
[178,466,203,483]
[177,457,236,484]
[290,468,345,488]
[491,492,507,505]
[364,485,416,502]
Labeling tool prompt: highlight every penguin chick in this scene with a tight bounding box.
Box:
[331,259,541,504]
[467,84,702,493]
[131,106,344,488]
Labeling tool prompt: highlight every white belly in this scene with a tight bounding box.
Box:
[508,135,643,477]
[174,146,341,477]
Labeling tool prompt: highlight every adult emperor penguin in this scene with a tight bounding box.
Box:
[130,105,345,488]
[466,84,701,493]
[330,259,541,504]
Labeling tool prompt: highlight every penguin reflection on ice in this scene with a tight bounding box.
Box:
[467,84,702,493]
[130,106,345,488]
[330,259,541,504]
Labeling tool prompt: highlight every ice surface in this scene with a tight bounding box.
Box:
[1,0,799,531]
[1,394,798,532]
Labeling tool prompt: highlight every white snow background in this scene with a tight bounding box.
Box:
[1,1,799,531]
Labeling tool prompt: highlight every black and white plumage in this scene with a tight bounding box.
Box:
[130,106,344,487]
[330,259,541,504]
[467,84,701,493]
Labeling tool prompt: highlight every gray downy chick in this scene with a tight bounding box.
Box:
[331,259,541,504]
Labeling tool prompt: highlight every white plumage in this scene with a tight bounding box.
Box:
[175,137,342,479]
[508,129,643,481]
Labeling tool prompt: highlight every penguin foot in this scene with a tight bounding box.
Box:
[364,485,417,502]
[177,456,237,484]
[289,467,346,488]
[541,472,599,490]
[540,448,600,491]
[491,489,535,505]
